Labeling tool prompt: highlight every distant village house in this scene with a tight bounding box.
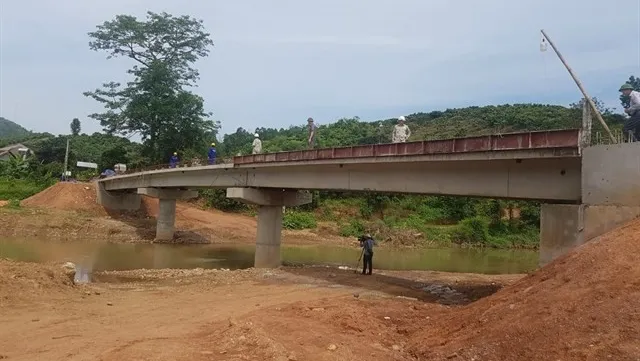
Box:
[0,143,33,161]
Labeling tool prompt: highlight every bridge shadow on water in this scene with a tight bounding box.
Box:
[282,267,503,306]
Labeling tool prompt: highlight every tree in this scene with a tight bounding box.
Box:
[84,12,218,163]
[70,118,81,136]
[569,97,612,115]
[620,75,640,109]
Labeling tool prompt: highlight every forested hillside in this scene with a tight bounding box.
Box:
[0,117,31,139]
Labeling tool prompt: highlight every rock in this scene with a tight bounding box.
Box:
[446,352,459,359]
[84,291,92,296]
[94,291,101,295]
[219,351,227,354]
[312,307,325,312]
[61,262,76,283]
[392,345,401,351]
[287,353,297,361]
[327,344,337,351]
[328,273,336,278]
[200,351,214,355]
[383,316,391,320]
[238,335,246,341]
[106,302,113,306]
[396,296,418,301]
[353,293,360,298]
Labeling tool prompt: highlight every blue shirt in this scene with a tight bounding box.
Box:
[170,155,179,164]
[208,147,217,159]
[362,238,374,255]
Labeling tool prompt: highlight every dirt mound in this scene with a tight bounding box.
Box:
[22,182,108,215]
[0,259,76,303]
[407,219,640,361]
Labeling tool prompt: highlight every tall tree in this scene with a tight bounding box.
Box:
[70,118,81,136]
[620,75,640,109]
[84,11,218,163]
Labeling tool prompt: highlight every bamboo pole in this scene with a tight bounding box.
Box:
[540,29,616,143]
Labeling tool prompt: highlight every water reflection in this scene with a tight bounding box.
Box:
[0,239,538,275]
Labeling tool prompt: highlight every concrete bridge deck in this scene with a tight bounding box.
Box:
[95,128,640,269]
[101,129,582,201]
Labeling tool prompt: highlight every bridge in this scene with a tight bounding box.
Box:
[97,127,640,268]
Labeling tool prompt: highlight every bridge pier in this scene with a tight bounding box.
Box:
[227,188,312,268]
[137,188,198,242]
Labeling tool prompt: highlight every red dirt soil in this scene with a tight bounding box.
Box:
[404,218,640,360]
[21,182,108,215]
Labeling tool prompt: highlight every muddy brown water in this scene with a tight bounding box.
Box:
[0,238,537,276]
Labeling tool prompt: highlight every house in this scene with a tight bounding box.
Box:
[0,143,33,161]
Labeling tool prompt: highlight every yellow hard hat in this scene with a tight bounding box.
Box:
[173,152,177,155]
[211,142,216,146]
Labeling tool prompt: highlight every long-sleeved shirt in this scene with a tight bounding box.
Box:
[252,139,262,154]
[628,90,640,114]
[392,124,411,143]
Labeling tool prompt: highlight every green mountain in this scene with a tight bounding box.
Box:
[0,117,31,140]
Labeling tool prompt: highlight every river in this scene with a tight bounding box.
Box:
[0,238,538,275]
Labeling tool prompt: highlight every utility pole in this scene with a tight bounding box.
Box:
[540,29,616,144]
[63,138,70,181]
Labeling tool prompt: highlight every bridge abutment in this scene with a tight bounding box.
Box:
[540,142,640,265]
[137,188,198,242]
[95,182,141,210]
[227,188,312,268]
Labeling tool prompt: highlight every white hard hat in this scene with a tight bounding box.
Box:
[254,133,259,137]
[398,116,406,121]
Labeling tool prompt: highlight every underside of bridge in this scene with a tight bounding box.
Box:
[95,138,640,269]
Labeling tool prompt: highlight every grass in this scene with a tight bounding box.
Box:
[0,177,50,200]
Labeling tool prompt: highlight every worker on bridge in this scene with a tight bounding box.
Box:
[392,116,411,143]
[307,117,318,149]
[620,83,640,142]
[208,143,217,165]
[169,152,179,168]
[358,234,376,275]
[252,134,262,154]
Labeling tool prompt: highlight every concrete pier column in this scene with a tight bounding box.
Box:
[255,205,284,268]
[95,182,141,210]
[227,188,312,268]
[136,188,198,242]
[156,199,177,241]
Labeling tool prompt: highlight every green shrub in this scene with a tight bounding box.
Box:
[339,219,365,237]
[451,216,490,245]
[282,211,317,230]
[6,199,21,208]
[200,189,248,212]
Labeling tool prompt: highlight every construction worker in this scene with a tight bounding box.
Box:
[252,134,262,154]
[359,234,375,275]
[392,116,411,143]
[307,117,318,149]
[169,152,179,168]
[208,143,217,165]
[620,83,640,141]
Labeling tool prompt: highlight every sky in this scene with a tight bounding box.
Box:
[0,0,639,137]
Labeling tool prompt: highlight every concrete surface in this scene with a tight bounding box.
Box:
[100,157,581,202]
[138,188,198,200]
[254,205,284,268]
[95,182,141,211]
[582,142,640,206]
[226,188,312,206]
[540,204,640,265]
[156,199,177,241]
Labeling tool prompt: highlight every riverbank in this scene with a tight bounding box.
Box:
[0,182,537,250]
[2,212,640,361]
